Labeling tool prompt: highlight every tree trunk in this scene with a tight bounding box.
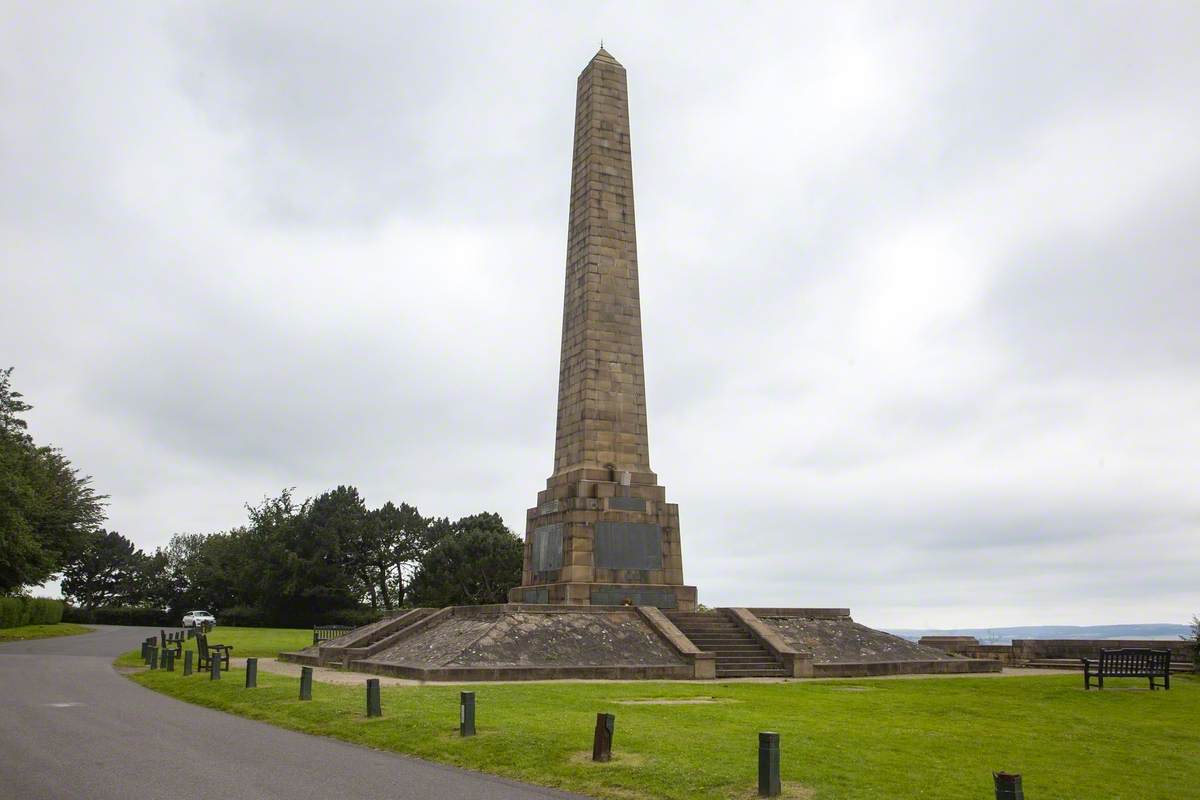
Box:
[377,563,392,610]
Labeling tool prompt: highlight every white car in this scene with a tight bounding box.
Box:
[182,610,216,628]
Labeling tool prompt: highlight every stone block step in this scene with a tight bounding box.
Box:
[679,626,741,633]
[717,668,790,677]
[696,645,767,653]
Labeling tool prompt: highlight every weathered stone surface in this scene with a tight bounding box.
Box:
[761,616,956,664]
[368,608,685,669]
[512,48,695,609]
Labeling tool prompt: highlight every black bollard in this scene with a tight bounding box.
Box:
[366,679,381,718]
[245,658,258,688]
[994,772,1024,800]
[300,666,313,700]
[183,650,193,676]
[592,712,615,762]
[149,647,158,670]
[758,732,781,797]
[210,655,220,680]
[459,691,475,736]
[141,640,149,660]
[163,650,174,672]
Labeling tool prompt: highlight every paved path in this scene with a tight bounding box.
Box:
[0,625,588,800]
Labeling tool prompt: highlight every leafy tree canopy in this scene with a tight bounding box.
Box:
[409,514,522,607]
[0,368,106,593]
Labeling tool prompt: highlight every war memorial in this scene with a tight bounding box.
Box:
[281,49,999,681]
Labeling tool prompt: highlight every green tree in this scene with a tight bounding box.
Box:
[60,529,146,607]
[0,368,106,592]
[256,487,360,626]
[368,500,427,609]
[409,513,522,607]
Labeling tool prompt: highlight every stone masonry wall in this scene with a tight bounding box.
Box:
[554,48,649,475]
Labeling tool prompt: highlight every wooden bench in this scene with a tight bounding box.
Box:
[196,633,232,672]
[159,629,184,658]
[1082,648,1170,690]
[313,624,353,646]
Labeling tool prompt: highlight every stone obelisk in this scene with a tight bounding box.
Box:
[509,48,696,611]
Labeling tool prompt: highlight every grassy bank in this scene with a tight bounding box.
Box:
[0,623,92,642]
[125,653,1200,799]
[114,626,311,667]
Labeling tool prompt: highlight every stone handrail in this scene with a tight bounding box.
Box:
[722,607,813,677]
[636,606,716,679]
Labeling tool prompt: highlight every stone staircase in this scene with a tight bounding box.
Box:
[317,608,435,667]
[667,611,789,678]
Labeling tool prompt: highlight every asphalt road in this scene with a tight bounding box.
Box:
[0,625,589,800]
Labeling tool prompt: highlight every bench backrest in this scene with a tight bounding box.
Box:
[313,624,353,644]
[1098,648,1170,674]
[196,634,210,658]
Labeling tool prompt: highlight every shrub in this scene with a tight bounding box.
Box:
[1191,615,1200,673]
[217,605,267,627]
[0,597,23,628]
[62,605,172,627]
[0,596,64,628]
[333,607,388,627]
[26,598,63,625]
[61,604,94,624]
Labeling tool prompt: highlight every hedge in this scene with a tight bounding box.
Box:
[62,604,173,627]
[60,604,386,629]
[0,597,65,628]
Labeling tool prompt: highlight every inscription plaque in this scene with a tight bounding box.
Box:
[594,522,662,570]
[608,496,647,512]
[590,587,677,608]
[531,524,563,572]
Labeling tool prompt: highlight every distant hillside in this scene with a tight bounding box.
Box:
[886,623,1192,644]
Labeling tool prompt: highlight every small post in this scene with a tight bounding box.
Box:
[459,691,475,736]
[210,654,220,680]
[163,650,174,672]
[183,650,193,676]
[149,647,158,670]
[994,772,1024,800]
[366,678,381,717]
[141,640,149,660]
[592,712,615,762]
[245,657,258,688]
[758,732,781,797]
[300,666,313,700]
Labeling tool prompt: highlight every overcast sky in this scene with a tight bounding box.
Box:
[3,2,1198,628]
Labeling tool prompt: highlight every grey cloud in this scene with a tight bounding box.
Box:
[987,182,1200,378]
[3,1,1198,626]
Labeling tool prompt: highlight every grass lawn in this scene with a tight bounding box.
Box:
[0,623,93,642]
[114,626,312,667]
[122,632,1200,800]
